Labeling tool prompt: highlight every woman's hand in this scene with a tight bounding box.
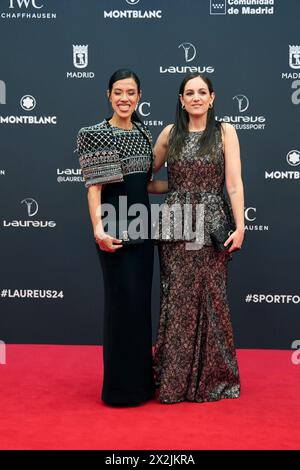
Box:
[94,229,123,253]
[224,228,245,253]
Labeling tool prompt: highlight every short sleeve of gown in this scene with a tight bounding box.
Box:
[77,128,124,188]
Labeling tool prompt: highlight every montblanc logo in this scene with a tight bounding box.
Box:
[3,198,56,228]
[1,0,57,20]
[265,150,300,180]
[104,0,162,20]
[286,150,300,166]
[20,95,36,111]
[244,207,269,232]
[67,44,95,79]
[0,94,57,125]
[216,94,266,130]
[0,80,6,105]
[160,43,214,75]
[138,101,163,127]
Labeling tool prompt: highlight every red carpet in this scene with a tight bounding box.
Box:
[0,346,299,450]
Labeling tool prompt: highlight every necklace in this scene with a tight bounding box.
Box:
[108,119,133,130]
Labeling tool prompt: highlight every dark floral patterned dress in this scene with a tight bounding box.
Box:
[153,126,240,403]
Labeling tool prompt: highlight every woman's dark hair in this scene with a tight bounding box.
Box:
[108,68,143,125]
[169,73,221,157]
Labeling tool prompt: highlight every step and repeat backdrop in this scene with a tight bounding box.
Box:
[0,0,299,348]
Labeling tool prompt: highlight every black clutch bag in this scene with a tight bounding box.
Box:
[210,201,236,252]
[102,215,145,245]
[210,222,235,252]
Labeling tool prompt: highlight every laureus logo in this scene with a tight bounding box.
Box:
[160,43,214,75]
[56,168,84,183]
[21,197,38,216]
[126,0,140,4]
[232,94,249,112]
[178,43,196,63]
[3,198,56,228]
[216,94,266,130]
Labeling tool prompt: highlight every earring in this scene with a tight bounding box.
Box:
[209,103,213,109]
[182,104,186,110]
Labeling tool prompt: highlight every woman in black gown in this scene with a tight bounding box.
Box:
[77,69,154,406]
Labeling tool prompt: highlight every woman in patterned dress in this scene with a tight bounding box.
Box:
[77,69,154,406]
[151,73,245,403]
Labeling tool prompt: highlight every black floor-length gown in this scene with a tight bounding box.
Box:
[77,120,154,405]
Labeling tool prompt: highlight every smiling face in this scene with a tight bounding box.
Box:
[180,76,215,117]
[108,77,141,120]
